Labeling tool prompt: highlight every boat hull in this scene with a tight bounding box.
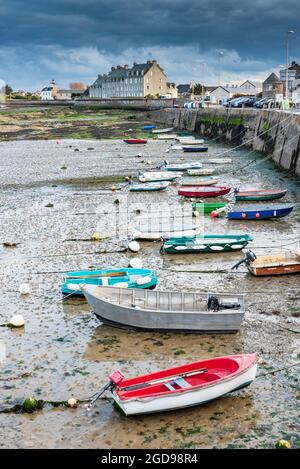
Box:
[178,186,231,198]
[164,163,203,171]
[181,177,219,186]
[228,205,294,220]
[235,189,287,201]
[129,183,168,191]
[111,357,257,416]
[192,202,228,214]
[124,139,147,144]
[248,264,300,276]
[152,127,174,134]
[83,286,245,333]
[163,234,252,254]
[183,147,208,152]
[133,226,202,241]
[62,268,157,296]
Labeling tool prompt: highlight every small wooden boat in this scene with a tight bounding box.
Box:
[232,250,300,276]
[183,146,208,152]
[100,354,257,415]
[192,202,228,214]
[139,171,183,182]
[163,234,252,254]
[227,204,294,220]
[181,176,219,186]
[178,186,231,198]
[235,189,287,202]
[129,182,169,191]
[124,139,147,144]
[142,125,156,130]
[163,161,203,171]
[61,268,157,296]
[157,134,178,140]
[83,285,245,333]
[206,158,232,164]
[152,127,174,134]
[188,168,215,176]
[176,138,205,144]
[133,222,202,241]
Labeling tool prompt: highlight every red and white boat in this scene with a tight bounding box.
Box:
[123,139,147,144]
[178,186,231,198]
[107,354,257,415]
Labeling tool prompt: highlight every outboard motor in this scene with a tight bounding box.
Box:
[207,295,220,311]
[231,250,257,270]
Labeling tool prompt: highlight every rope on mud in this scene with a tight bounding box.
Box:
[1,361,299,415]
[257,361,300,378]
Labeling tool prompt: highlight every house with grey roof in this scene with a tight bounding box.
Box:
[262,73,284,98]
[89,60,175,98]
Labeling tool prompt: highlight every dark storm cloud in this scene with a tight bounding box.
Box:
[1,0,300,57]
[1,0,300,89]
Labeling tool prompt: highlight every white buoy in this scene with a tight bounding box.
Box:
[19,283,30,295]
[138,153,142,157]
[128,241,140,253]
[129,257,143,269]
[193,210,200,217]
[9,314,25,327]
[67,398,77,408]
[147,160,152,165]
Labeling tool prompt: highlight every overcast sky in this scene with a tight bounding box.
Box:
[1,0,300,90]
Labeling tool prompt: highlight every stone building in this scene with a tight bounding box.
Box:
[262,73,284,98]
[89,60,174,98]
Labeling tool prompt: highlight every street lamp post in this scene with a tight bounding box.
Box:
[200,62,206,105]
[218,51,224,87]
[285,30,295,99]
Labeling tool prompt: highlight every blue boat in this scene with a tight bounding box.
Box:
[228,204,294,220]
[183,147,208,152]
[62,268,157,296]
[143,125,156,130]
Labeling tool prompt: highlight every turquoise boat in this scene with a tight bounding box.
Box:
[62,268,157,296]
[129,182,169,191]
[162,234,253,254]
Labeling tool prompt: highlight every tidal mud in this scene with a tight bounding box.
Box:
[0,119,299,448]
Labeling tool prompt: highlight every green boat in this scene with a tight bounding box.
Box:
[162,234,253,254]
[192,202,228,214]
[235,189,287,201]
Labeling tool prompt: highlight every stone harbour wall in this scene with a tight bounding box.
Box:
[151,107,300,176]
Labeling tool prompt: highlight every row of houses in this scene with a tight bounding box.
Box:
[39,60,300,104]
[40,80,88,100]
[89,60,177,99]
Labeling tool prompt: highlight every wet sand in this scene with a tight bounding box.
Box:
[0,135,299,449]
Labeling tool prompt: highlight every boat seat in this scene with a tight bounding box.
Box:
[173,377,191,388]
[164,382,176,391]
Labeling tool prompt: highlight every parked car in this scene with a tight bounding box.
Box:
[254,97,275,109]
[224,97,243,108]
[236,97,259,107]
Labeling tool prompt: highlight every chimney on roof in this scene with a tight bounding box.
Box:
[123,64,128,69]
[117,65,122,69]
[111,67,116,71]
